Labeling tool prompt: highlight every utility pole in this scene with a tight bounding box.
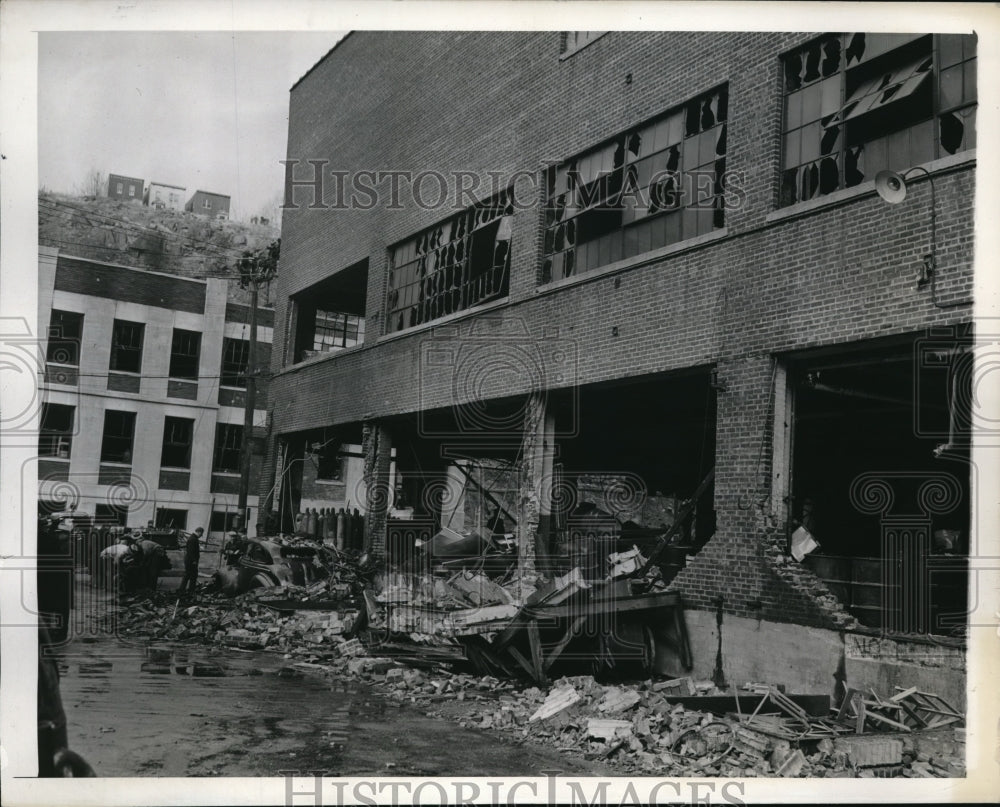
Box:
[236,240,279,533]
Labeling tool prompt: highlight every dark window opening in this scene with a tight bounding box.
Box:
[213,422,243,473]
[542,85,727,283]
[169,328,201,379]
[155,508,187,530]
[291,259,368,362]
[781,33,976,207]
[95,504,128,526]
[39,403,75,458]
[387,194,512,333]
[210,511,241,532]
[316,444,345,482]
[221,337,250,388]
[160,416,194,469]
[110,319,144,373]
[100,410,136,464]
[47,310,83,366]
[788,332,971,636]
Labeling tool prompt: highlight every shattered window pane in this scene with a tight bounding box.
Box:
[780,32,977,208]
[387,192,513,332]
[540,85,728,281]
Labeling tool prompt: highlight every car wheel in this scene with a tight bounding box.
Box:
[248,572,277,590]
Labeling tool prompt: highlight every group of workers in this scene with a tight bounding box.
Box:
[97,525,206,595]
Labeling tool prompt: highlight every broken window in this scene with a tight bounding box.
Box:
[160,416,195,469]
[213,422,243,473]
[100,410,136,464]
[781,33,977,207]
[387,193,512,333]
[155,508,187,530]
[220,337,250,388]
[290,259,368,362]
[47,310,83,366]
[39,403,75,458]
[168,328,201,379]
[109,319,144,373]
[541,86,727,283]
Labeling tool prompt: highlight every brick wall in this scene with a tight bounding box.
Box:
[267,32,976,618]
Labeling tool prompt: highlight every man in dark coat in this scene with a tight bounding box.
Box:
[178,527,204,595]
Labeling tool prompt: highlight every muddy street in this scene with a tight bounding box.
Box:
[55,632,609,777]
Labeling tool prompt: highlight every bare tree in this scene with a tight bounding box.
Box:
[75,168,107,198]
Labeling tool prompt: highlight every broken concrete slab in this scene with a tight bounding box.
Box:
[529,685,581,723]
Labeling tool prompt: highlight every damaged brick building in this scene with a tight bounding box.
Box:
[265,32,975,706]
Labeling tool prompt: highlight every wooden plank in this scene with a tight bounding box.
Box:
[527,619,546,685]
[890,686,918,703]
[837,689,861,722]
[507,646,536,679]
[898,700,929,728]
[855,700,866,735]
[543,615,586,672]
[863,710,912,731]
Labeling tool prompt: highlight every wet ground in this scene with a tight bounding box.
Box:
[56,582,611,777]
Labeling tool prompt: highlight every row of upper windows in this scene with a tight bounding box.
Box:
[40,402,247,474]
[379,32,975,335]
[46,309,261,387]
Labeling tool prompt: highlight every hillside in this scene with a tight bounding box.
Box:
[39,191,281,306]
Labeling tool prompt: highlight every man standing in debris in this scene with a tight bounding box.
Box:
[137,537,169,590]
[178,527,204,596]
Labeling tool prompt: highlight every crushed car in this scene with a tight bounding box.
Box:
[211,537,330,596]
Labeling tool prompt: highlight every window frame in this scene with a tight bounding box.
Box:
[46,310,84,367]
[39,403,75,458]
[779,32,977,208]
[313,310,365,353]
[213,422,243,473]
[100,410,136,464]
[541,84,729,284]
[386,191,514,334]
[109,319,145,374]
[160,416,195,469]
[168,328,202,380]
[220,337,250,388]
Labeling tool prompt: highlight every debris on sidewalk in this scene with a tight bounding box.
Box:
[102,545,965,780]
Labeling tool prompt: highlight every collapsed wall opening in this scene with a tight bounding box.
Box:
[545,370,717,583]
[273,422,370,540]
[784,330,971,636]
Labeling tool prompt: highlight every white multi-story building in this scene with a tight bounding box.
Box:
[37,246,273,539]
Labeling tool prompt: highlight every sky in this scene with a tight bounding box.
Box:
[38,31,341,221]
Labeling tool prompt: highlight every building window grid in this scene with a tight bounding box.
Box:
[387,192,513,333]
[221,337,250,387]
[542,85,728,284]
[160,416,194,469]
[109,319,144,373]
[780,33,977,208]
[39,403,75,458]
[313,311,365,352]
[213,422,243,473]
[100,410,136,464]
[168,328,201,380]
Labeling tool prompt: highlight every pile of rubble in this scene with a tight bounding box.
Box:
[104,561,965,779]
[363,670,966,779]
